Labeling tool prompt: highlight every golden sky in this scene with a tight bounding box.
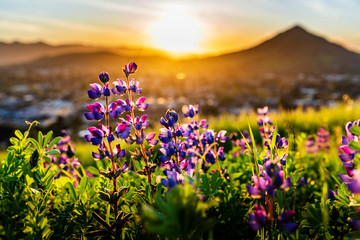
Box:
[1,0,360,55]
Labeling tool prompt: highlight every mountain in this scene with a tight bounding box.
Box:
[3,25,360,75]
[199,25,360,74]
[0,41,169,66]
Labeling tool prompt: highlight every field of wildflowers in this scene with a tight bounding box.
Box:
[1,62,360,239]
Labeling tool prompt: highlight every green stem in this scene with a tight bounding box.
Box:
[126,76,152,186]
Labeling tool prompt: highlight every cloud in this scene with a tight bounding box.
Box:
[0,20,41,32]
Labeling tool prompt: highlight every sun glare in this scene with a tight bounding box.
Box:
[150,10,203,55]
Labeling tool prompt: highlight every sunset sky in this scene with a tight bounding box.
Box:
[1,0,360,54]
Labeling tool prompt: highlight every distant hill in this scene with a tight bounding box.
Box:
[199,25,360,74]
[3,25,360,75]
[0,41,168,66]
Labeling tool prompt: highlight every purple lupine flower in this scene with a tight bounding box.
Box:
[161,110,179,129]
[99,71,110,84]
[136,97,148,111]
[133,115,149,130]
[85,126,105,145]
[113,144,126,158]
[92,142,110,161]
[248,205,267,231]
[218,147,225,161]
[351,208,360,231]
[112,79,127,95]
[88,83,103,99]
[129,79,142,94]
[115,120,132,139]
[257,106,269,116]
[328,189,338,200]
[159,128,173,144]
[123,61,137,77]
[183,104,199,118]
[278,210,298,233]
[341,169,360,194]
[297,176,308,188]
[146,132,159,146]
[306,136,317,153]
[84,103,106,121]
[316,127,330,151]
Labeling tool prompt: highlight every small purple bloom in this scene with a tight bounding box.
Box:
[85,126,104,145]
[136,97,148,111]
[99,71,110,84]
[123,61,137,77]
[249,205,267,231]
[112,79,127,95]
[183,105,199,118]
[84,103,105,121]
[88,83,103,99]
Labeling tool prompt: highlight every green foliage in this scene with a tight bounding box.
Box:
[142,184,216,240]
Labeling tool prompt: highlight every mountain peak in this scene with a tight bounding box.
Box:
[286,24,307,33]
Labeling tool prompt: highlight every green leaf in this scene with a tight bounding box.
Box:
[47,136,62,150]
[349,140,360,151]
[79,176,88,195]
[65,182,77,202]
[87,166,99,176]
[133,194,146,205]
[200,174,211,195]
[350,124,360,136]
[38,131,44,149]
[43,156,52,164]
[14,130,23,140]
[29,138,40,150]
[43,131,53,149]
[45,149,60,156]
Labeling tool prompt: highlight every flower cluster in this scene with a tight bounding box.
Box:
[229,131,251,157]
[49,130,91,184]
[84,63,158,183]
[306,127,330,154]
[257,106,275,139]
[158,105,228,190]
[249,205,298,232]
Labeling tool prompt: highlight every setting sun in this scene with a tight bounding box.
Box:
[149,10,203,54]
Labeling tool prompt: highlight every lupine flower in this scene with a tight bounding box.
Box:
[112,79,127,95]
[297,176,308,188]
[316,127,330,151]
[129,80,142,94]
[123,61,137,77]
[351,208,360,231]
[99,71,110,84]
[306,136,317,153]
[85,126,105,145]
[340,169,360,194]
[278,210,298,233]
[248,205,267,231]
[183,104,199,118]
[328,189,338,200]
[136,97,148,111]
[84,103,105,121]
[247,162,291,198]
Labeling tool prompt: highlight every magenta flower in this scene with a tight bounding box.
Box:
[136,97,148,111]
[248,205,267,231]
[85,126,105,145]
[84,103,105,121]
